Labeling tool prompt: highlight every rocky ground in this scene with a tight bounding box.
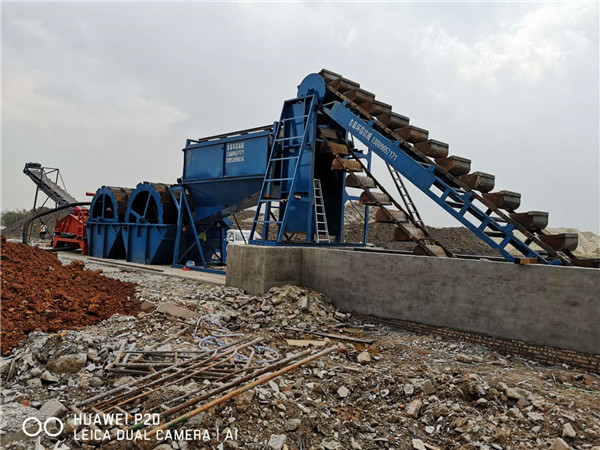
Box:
[1,258,599,450]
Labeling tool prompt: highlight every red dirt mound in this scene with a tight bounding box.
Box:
[0,236,139,355]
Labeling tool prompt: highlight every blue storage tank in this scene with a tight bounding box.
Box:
[122,182,178,265]
[86,186,132,258]
[181,125,273,223]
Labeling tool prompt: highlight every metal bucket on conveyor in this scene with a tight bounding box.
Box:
[86,186,132,258]
[122,182,178,265]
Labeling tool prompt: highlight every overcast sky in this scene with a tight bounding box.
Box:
[2,2,599,232]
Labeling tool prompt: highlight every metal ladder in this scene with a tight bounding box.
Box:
[250,95,316,242]
[387,164,428,234]
[313,179,330,243]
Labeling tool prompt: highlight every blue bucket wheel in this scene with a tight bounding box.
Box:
[125,182,177,224]
[89,186,132,222]
[297,73,326,102]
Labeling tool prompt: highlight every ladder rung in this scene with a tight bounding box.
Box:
[266,177,293,182]
[280,115,309,122]
[254,220,283,224]
[270,156,300,161]
[485,231,506,238]
[275,135,304,141]
[445,201,464,208]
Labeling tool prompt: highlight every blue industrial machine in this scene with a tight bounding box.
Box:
[87,186,132,258]
[87,69,595,269]
[167,126,274,272]
[245,69,586,266]
[121,182,180,265]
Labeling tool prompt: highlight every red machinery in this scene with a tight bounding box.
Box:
[22,163,91,253]
[52,206,89,254]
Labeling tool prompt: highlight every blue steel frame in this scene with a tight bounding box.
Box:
[169,185,227,275]
[323,101,553,264]
[249,95,321,244]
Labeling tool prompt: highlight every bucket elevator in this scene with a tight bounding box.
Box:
[86,69,597,271]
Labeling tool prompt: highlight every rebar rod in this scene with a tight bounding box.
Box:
[97,337,263,411]
[145,346,337,437]
[145,349,314,417]
[77,336,250,407]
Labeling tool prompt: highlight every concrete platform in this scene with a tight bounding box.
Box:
[226,245,600,354]
[58,252,226,285]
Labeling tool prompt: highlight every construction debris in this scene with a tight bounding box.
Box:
[1,257,598,449]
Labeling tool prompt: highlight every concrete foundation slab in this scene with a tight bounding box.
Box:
[226,245,600,354]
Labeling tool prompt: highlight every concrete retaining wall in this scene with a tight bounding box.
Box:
[226,245,600,354]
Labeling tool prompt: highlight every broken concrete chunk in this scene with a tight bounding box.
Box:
[46,353,87,374]
[562,423,576,439]
[140,300,157,312]
[337,386,350,398]
[405,399,423,418]
[268,380,280,394]
[527,411,543,422]
[112,376,134,387]
[156,302,199,319]
[267,434,286,450]
[40,370,59,383]
[423,379,436,395]
[284,418,301,431]
[357,352,371,365]
[39,399,67,418]
[506,388,521,400]
[549,438,570,450]
[27,378,42,388]
[412,439,427,450]
[455,353,482,364]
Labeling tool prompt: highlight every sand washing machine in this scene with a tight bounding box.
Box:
[121,182,179,265]
[85,70,596,270]
[87,186,132,259]
[86,126,275,272]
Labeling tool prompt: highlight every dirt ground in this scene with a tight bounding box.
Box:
[0,237,138,355]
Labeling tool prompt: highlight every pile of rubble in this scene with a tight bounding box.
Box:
[1,258,599,450]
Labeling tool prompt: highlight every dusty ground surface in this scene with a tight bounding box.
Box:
[1,257,599,450]
[0,238,138,355]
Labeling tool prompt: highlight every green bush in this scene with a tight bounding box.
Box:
[0,209,31,227]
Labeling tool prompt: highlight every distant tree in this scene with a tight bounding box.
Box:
[0,209,31,227]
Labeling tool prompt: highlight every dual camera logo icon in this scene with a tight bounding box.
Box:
[22,417,64,437]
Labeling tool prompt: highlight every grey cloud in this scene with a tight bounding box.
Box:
[2,2,598,232]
